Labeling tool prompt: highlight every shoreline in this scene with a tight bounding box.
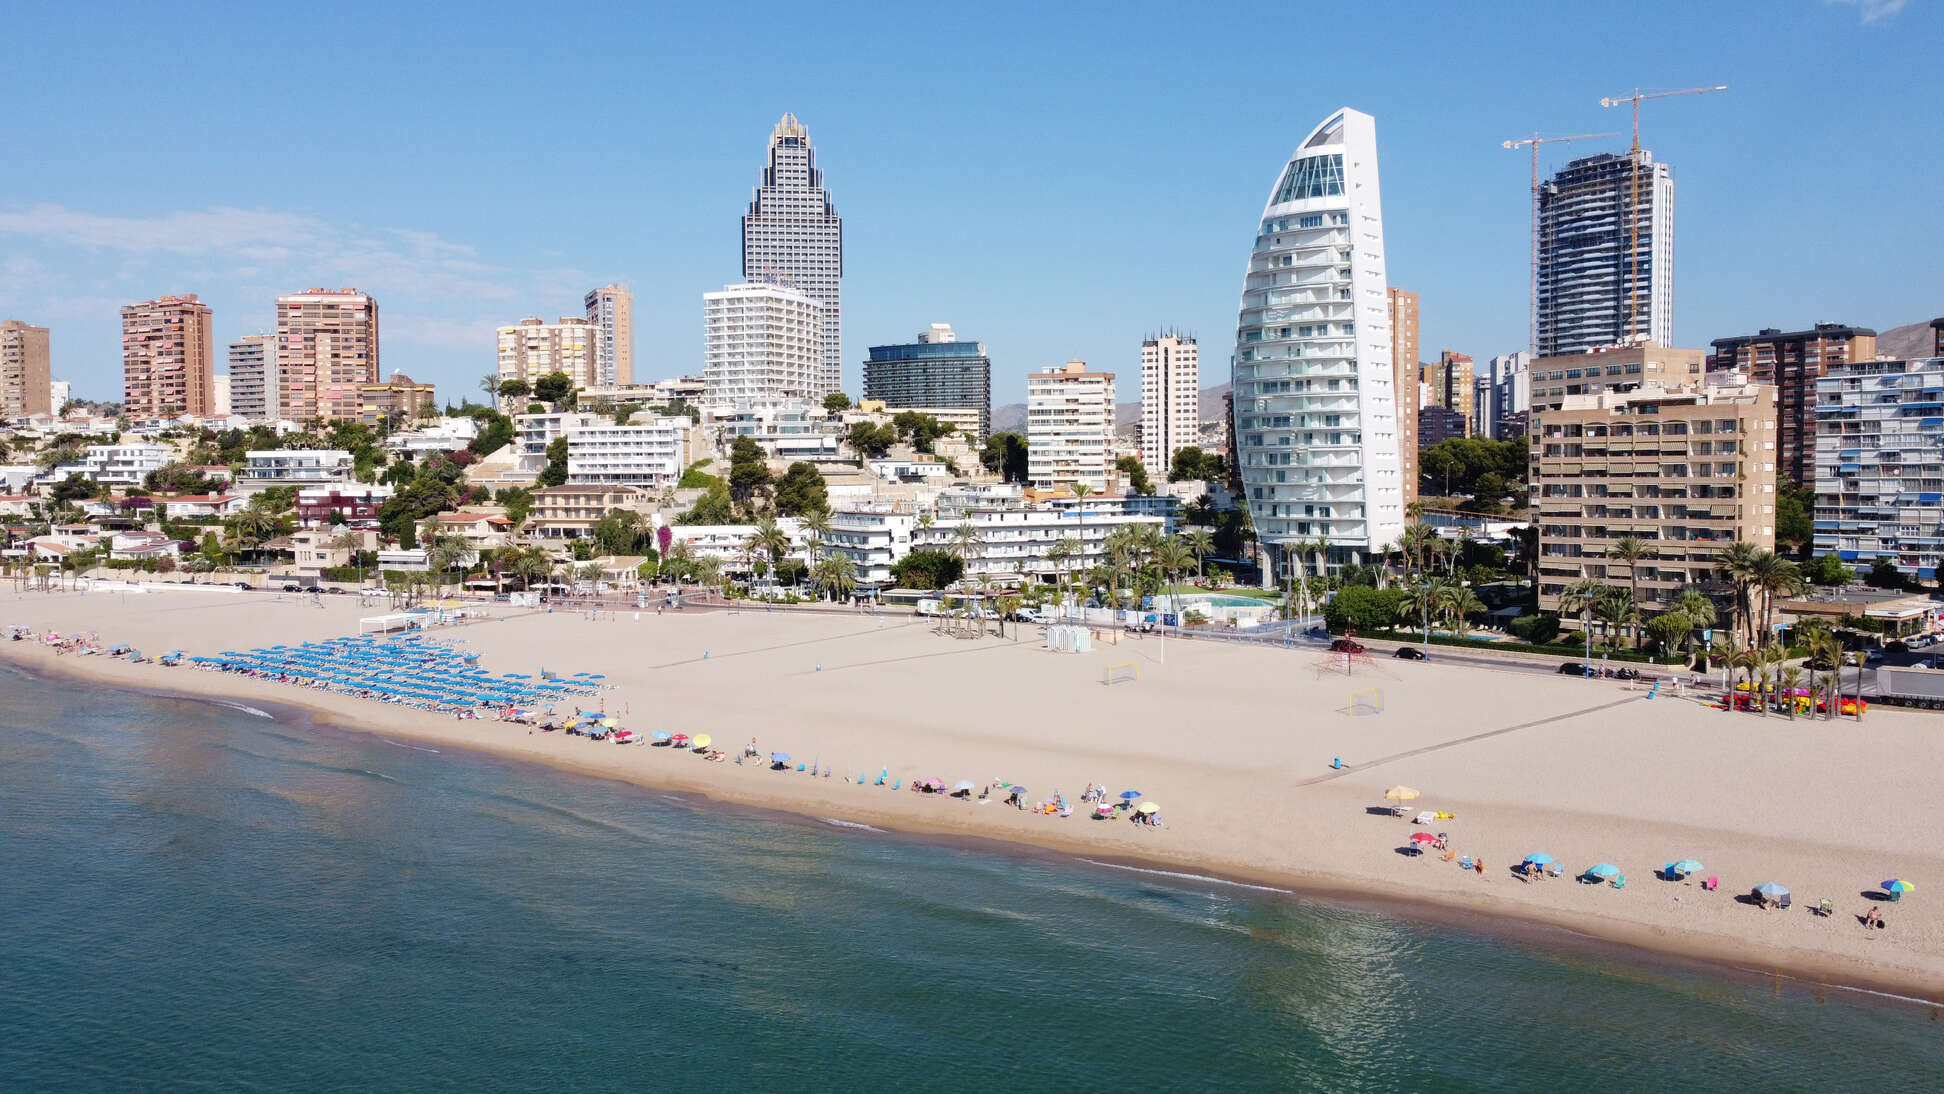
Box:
[7,641,1941,1010]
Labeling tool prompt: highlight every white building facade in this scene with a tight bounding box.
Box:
[703,283,824,408]
[1231,107,1405,573]
[564,419,690,489]
[240,449,355,488]
[56,443,171,486]
[917,488,1165,584]
[825,505,919,586]
[1139,332,1199,475]
[1026,360,1116,492]
[1813,356,1944,581]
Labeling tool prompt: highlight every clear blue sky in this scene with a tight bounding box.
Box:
[1,0,1936,407]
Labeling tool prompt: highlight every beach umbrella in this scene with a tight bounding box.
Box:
[651,731,672,741]
[1119,790,1142,800]
[1584,863,1621,879]
[1754,882,1789,900]
[1409,831,1439,845]
[771,752,791,764]
[953,780,976,791]
[1136,801,1159,815]
[599,718,617,728]
[1094,803,1115,816]
[1010,787,1028,798]
[1882,879,1914,896]
[693,734,713,749]
[1384,786,1420,801]
[1524,853,1554,866]
[1667,859,1704,877]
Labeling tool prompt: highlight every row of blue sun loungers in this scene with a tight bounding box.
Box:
[185,634,608,713]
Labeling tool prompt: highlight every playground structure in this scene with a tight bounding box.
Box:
[1103,662,1138,686]
[1313,647,1378,677]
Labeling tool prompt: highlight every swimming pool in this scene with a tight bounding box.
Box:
[1173,593,1275,608]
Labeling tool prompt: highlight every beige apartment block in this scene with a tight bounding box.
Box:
[1387,288,1419,508]
[1531,381,1776,618]
[358,372,438,427]
[584,285,635,387]
[1424,350,1475,435]
[2,320,53,418]
[499,317,600,392]
[121,295,215,417]
[277,288,380,423]
[1530,341,1705,412]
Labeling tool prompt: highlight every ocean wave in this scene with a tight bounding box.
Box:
[818,817,885,833]
[381,738,439,754]
[1074,858,1293,895]
[212,700,273,719]
[1727,964,1941,1009]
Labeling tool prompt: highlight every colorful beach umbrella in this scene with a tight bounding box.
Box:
[1409,832,1440,845]
[1384,786,1420,801]
[1119,790,1142,800]
[692,734,712,749]
[771,752,790,764]
[1667,859,1704,876]
[1755,882,1789,897]
[953,780,976,791]
[1524,853,1554,866]
[1882,879,1914,894]
[1136,802,1158,815]
[1584,863,1621,879]
[650,731,672,741]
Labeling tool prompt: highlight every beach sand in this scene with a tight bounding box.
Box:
[6,584,1942,1002]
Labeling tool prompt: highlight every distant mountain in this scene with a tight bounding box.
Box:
[990,380,1233,436]
[1877,319,1939,360]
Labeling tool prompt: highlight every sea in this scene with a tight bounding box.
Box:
[3,664,1941,1092]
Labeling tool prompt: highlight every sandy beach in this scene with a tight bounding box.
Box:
[6,583,1942,1003]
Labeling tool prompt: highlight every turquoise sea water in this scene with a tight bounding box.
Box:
[3,665,1941,1092]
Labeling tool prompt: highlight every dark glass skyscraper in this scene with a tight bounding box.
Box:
[863,324,991,440]
[742,114,843,396]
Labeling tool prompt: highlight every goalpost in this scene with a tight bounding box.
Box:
[1104,662,1139,686]
[1349,687,1384,716]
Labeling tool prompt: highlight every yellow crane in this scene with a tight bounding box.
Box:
[1503,132,1618,355]
[1599,85,1728,340]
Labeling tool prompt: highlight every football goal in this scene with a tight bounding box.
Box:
[1349,687,1384,716]
[1104,662,1139,686]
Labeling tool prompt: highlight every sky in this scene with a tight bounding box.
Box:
[1,0,1938,408]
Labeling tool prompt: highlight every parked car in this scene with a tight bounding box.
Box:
[1884,639,1909,654]
[281,583,304,593]
[1329,638,1366,654]
[1865,650,1884,665]
[234,582,251,589]
[326,587,346,595]
[1558,662,1593,676]
[1805,656,1835,671]
[1393,647,1427,661]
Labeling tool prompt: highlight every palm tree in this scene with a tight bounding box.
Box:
[1668,588,1718,666]
[1730,646,1761,712]
[1441,584,1487,639]
[1593,587,1639,652]
[950,521,984,586]
[1802,629,1842,721]
[1399,522,1437,578]
[509,547,550,590]
[1182,528,1214,581]
[1556,577,1607,669]
[424,534,470,596]
[1397,576,1454,651]
[1714,542,1761,648]
[747,516,791,581]
[1153,539,1195,609]
[1069,482,1094,580]
[1608,535,1652,648]
[333,528,365,586]
[813,552,857,604]
[1778,667,1803,721]
[800,507,832,571]
[1751,550,1805,647]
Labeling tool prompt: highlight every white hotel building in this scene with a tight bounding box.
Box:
[916,486,1167,585]
[825,505,919,586]
[702,282,824,408]
[1231,108,1405,575]
[1026,360,1116,492]
[564,419,690,489]
[1139,332,1199,474]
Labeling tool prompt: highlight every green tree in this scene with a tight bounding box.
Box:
[1593,587,1639,650]
[424,534,471,596]
[676,481,735,525]
[890,549,964,590]
[1116,455,1154,495]
[1804,552,1855,587]
[745,516,792,579]
[533,371,576,408]
[1324,585,1404,634]
[950,521,984,579]
[591,509,650,556]
[846,421,897,459]
[536,435,570,487]
[1668,588,1718,663]
[1864,557,1908,591]
[1556,578,1608,665]
[1169,446,1226,483]
[1751,550,1805,645]
[497,378,530,404]
[1713,542,1761,648]
[771,462,828,517]
[814,553,858,602]
[1608,535,1652,648]
[1774,474,1815,558]
[1645,612,1692,656]
[728,436,773,510]
[978,432,1029,482]
[823,392,852,413]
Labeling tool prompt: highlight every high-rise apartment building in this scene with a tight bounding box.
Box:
[211,373,231,416]
[1,320,53,418]
[862,323,992,440]
[1814,355,1944,580]
[227,334,279,421]
[584,284,635,387]
[1475,351,1534,442]
[1138,332,1199,474]
[742,114,843,396]
[1387,288,1420,509]
[121,294,214,418]
[358,372,438,427]
[1424,351,1475,436]
[1538,152,1675,356]
[1530,342,1705,412]
[276,287,379,423]
[702,282,824,407]
[1027,360,1116,492]
[1232,109,1405,572]
[1531,381,1776,616]
[497,317,600,391]
[1707,323,1877,489]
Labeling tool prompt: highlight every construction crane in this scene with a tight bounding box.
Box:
[1599,85,1728,340]
[1503,132,1618,355]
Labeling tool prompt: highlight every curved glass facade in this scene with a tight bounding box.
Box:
[1231,110,1403,575]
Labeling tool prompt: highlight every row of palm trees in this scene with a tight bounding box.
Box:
[1717,624,1854,720]
[738,513,859,602]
